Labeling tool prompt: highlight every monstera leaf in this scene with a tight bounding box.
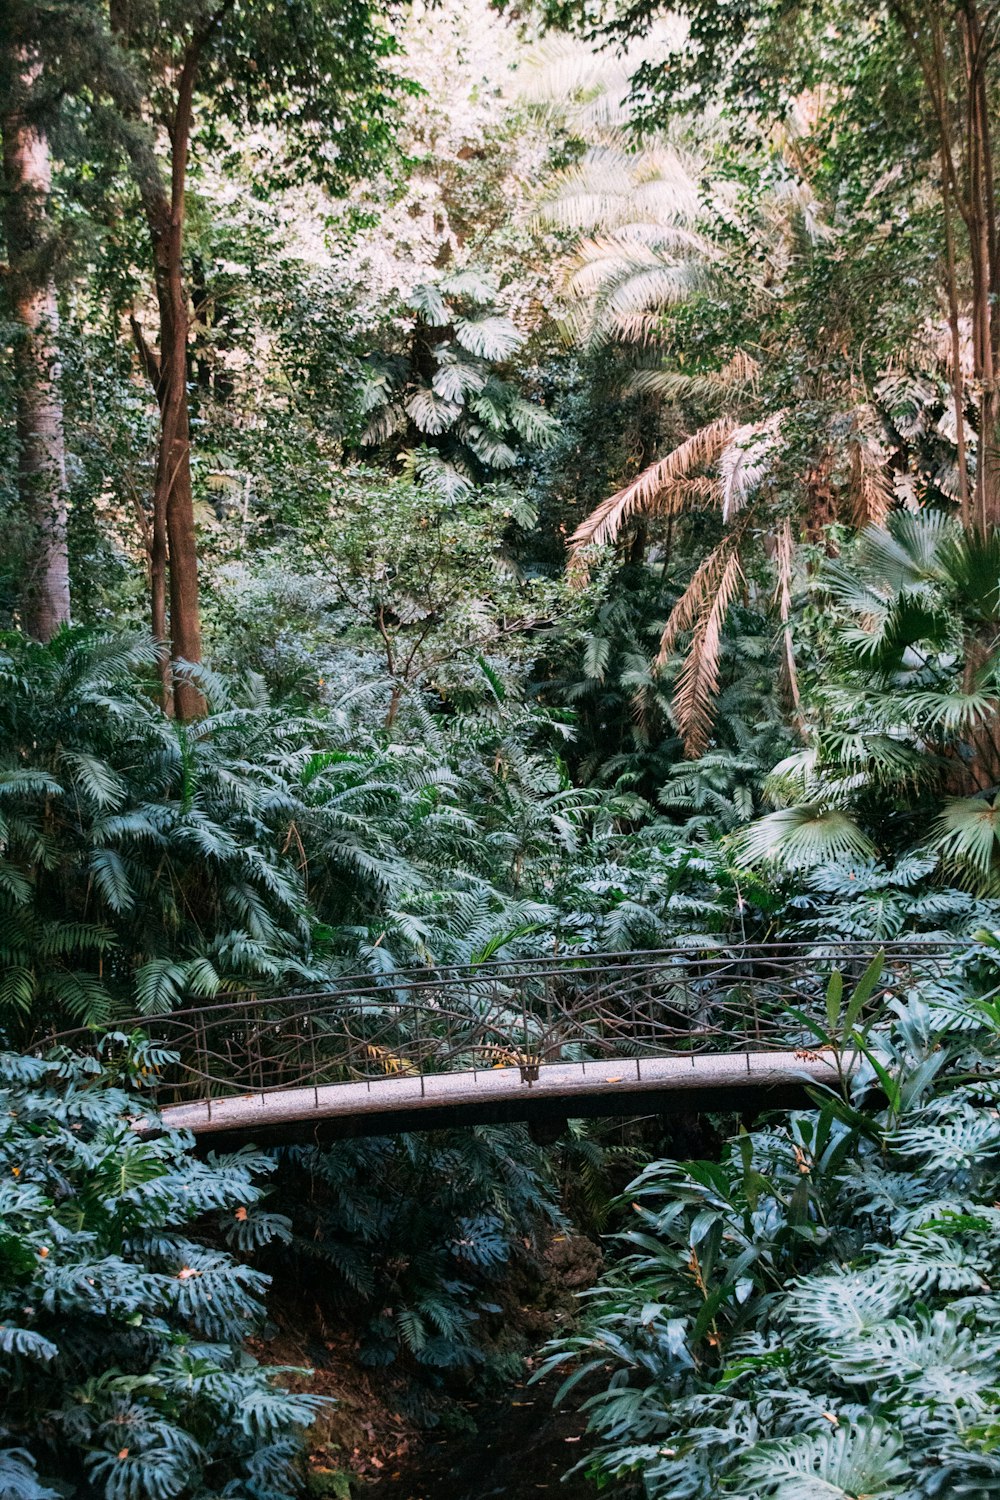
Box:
[736,1419,907,1499]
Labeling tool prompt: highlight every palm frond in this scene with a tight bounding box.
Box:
[569,418,734,552]
[669,548,745,756]
[929,796,1000,890]
[740,805,876,870]
[849,415,894,529]
[655,534,740,663]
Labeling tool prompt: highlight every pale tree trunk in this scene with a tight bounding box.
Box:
[1,47,71,641]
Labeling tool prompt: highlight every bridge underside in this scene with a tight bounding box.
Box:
[152,1051,847,1148]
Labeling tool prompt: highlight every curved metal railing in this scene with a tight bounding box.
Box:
[43,941,965,1112]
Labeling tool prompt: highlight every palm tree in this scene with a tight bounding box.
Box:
[739,511,1000,888]
[531,43,977,762]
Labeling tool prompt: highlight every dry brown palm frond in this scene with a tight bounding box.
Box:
[723,350,761,387]
[668,477,719,502]
[628,348,761,405]
[655,535,738,665]
[568,417,735,553]
[664,543,745,756]
[720,414,781,520]
[773,516,802,721]
[849,419,894,529]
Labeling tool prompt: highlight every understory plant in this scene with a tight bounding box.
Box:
[267,1123,560,1414]
[741,513,1000,886]
[0,1046,320,1499]
[0,627,642,1035]
[541,951,1000,1497]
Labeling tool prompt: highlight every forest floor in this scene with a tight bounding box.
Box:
[360,1364,605,1500]
[257,1231,610,1498]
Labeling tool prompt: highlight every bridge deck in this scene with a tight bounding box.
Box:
[152,1050,848,1146]
[45,943,944,1145]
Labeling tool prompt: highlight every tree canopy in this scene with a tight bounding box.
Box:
[4,0,1000,1492]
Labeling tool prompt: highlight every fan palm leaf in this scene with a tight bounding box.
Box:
[929,795,1000,890]
[739,805,876,870]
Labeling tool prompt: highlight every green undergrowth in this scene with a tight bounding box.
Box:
[0,1046,320,1499]
[541,954,1000,1498]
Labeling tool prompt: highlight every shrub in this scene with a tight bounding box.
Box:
[0,1047,321,1499]
[541,955,1000,1497]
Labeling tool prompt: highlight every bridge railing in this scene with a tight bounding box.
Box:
[44,942,965,1112]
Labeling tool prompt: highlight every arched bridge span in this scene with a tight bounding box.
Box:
[49,943,957,1145]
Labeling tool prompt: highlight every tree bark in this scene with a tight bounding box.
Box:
[896,0,1000,528]
[128,314,172,705]
[109,20,206,718]
[1,46,71,641]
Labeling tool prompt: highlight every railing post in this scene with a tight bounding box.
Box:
[197,1011,211,1122]
[631,985,640,1082]
[309,1009,319,1110]
[245,1004,264,1103]
[415,999,424,1097]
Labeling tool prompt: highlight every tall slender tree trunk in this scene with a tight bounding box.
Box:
[110,17,206,719]
[897,0,1000,529]
[1,47,71,641]
[146,169,204,720]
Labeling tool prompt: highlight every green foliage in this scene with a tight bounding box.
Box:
[539,955,1000,1497]
[211,475,577,721]
[741,513,1000,889]
[268,1124,559,1405]
[776,858,998,942]
[1,625,696,1031]
[0,631,326,1028]
[358,271,558,491]
[0,1047,319,1498]
[9,1,1000,1480]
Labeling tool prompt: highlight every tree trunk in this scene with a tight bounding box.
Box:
[1,47,71,641]
[109,22,206,719]
[897,0,1000,528]
[145,43,205,721]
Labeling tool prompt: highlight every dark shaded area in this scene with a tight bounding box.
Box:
[364,1369,626,1500]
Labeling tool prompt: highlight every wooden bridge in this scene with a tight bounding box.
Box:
[49,943,957,1145]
